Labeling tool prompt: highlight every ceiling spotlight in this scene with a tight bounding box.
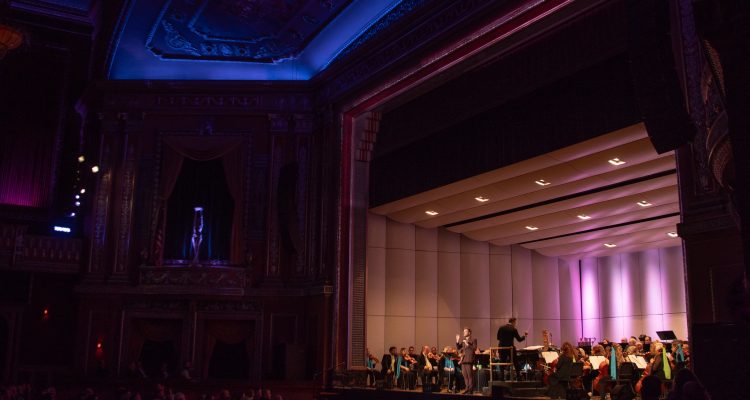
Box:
[75,195,80,199]
[603,243,617,248]
[636,200,652,207]
[608,157,626,166]
[77,155,85,163]
[577,214,591,220]
[425,210,439,216]
[525,225,539,231]
[667,231,678,238]
[69,212,76,217]
[474,196,490,202]
[80,188,86,194]
[535,179,551,186]
[75,201,81,207]
[91,165,100,173]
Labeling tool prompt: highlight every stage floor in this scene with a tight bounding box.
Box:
[318,386,553,400]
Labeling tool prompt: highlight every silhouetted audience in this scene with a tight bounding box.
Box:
[641,375,662,400]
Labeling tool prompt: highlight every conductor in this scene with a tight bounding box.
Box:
[497,318,528,369]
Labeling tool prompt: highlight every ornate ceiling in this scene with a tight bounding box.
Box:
[108,0,411,80]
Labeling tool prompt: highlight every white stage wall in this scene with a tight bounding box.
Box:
[365,213,687,359]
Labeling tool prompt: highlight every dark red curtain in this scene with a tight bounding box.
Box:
[0,135,54,207]
[221,147,246,265]
[203,320,254,378]
[152,136,244,265]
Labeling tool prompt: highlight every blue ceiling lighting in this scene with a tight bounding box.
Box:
[108,0,405,81]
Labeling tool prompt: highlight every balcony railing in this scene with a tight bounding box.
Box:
[0,223,82,273]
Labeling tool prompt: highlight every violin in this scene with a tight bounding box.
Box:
[368,352,380,364]
[404,353,418,365]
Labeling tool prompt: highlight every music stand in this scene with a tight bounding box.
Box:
[656,331,677,343]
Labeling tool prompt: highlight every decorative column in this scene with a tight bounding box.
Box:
[265,113,289,283]
[670,1,750,398]
[110,112,143,283]
[85,112,119,281]
[340,111,381,370]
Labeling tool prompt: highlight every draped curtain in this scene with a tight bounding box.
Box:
[203,320,254,378]
[152,136,245,265]
[126,319,181,367]
[0,134,54,207]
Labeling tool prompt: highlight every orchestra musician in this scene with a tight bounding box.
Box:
[400,347,418,390]
[429,346,443,388]
[542,329,554,351]
[366,348,380,387]
[456,327,478,394]
[577,348,595,393]
[593,344,625,396]
[441,346,461,392]
[635,342,675,394]
[547,342,577,397]
[380,346,398,389]
[418,345,438,391]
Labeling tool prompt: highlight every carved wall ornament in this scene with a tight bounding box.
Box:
[145,0,349,63]
[139,266,246,289]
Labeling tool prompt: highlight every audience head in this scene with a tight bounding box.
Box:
[592,344,605,356]
[673,368,699,397]
[641,375,662,400]
[682,381,711,400]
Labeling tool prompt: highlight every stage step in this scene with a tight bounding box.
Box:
[509,387,550,398]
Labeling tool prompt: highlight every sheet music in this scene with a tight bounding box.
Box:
[589,356,606,369]
[541,351,559,364]
[628,355,648,369]
[523,345,544,351]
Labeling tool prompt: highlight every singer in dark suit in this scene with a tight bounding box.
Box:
[456,327,478,394]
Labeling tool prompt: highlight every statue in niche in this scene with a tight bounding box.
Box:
[190,207,204,266]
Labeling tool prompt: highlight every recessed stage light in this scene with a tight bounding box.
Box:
[75,195,80,199]
[91,165,100,173]
[636,200,652,207]
[525,225,539,231]
[474,196,490,202]
[425,210,439,216]
[577,214,591,220]
[603,243,617,248]
[77,155,85,163]
[80,188,86,194]
[75,201,81,207]
[535,179,551,186]
[667,232,678,238]
[608,158,626,166]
